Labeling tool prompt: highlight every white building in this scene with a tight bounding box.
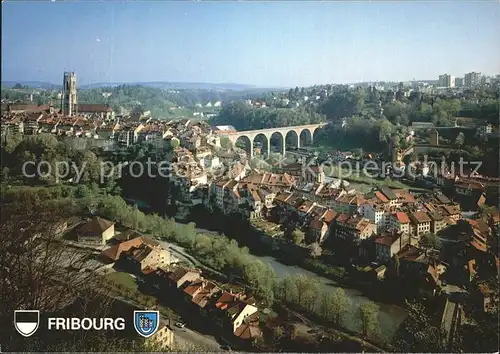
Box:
[464,72,482,87]
[358,203,386,234]
[438,74,455,88]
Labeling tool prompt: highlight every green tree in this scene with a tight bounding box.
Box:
[394,300,447,352]
[330,288,351,326]
[420,232,441,250]
[454,132,465,148]
[359,301,379,338]
[275,275,298,304]
[293,274,319,310]
[170,137,180,149]
[220,136,232,149]
[309,242,322,258]
[290,229,305,245]
[242,259,276,305]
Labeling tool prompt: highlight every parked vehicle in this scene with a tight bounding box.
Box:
[175,322,186,329]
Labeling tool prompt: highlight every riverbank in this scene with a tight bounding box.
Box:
[188,205,403,300]
[179,205,407,338]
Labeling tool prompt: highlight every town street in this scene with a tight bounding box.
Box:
[171,325,221,351]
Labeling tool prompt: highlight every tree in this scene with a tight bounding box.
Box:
[393,300,447,352]
[0,198,122,351]
[242,260,276,306]
[293,274,319,311]
[220,136,232,149]
[393,255,400,278]
[170,137,180,149]
[290,229,305,245]
[359,301,379,338]
[272,325,285,347]
[454,132,465,148]
[275,275,298,304]
[330,288,351,326]
[420,232,441,250]
[309,242,322,258]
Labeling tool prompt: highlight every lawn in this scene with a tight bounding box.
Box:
[250,218,282,236]
[106,271,138,291]
[323,165,427,190]
[104,271,179,320]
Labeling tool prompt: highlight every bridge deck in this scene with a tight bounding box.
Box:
[230,123,326,135]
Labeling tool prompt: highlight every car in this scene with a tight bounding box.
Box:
[175,322,186,329]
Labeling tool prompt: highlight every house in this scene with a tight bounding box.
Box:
[77,104,114,120]
[358,202,386,234]
[234,313,262,343]
[476,284,496,313]
[120,243,179,273]
[378,186,400,207]
[477,123,493,138]
[76,216,115,245]
[440,204,461,221]
[455,181,484,197]
[309,219,329,244]
[101,236,147,262]
[409,211,431,238]
[373,265,387,280]
[297,199,315,220]
[167,268,201,289]
[334,194,365,213]
[427,210,447,234]
[335,215,376,243]
[190,281,221,316]
[214,293,259,334]
[388,212,411,234]
[375,231,409,263]
[144,324,175,350]
[466,219,491,253]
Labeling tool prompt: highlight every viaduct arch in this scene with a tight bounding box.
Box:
[225,123,327,158]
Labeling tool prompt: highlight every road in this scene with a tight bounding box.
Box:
[113,294,221,351]
[171,325,221,351]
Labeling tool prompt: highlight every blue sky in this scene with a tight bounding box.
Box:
[2,1,499,87]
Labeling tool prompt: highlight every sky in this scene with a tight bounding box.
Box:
[2,0,500,87]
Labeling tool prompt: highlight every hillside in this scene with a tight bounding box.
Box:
[1,80,259,91]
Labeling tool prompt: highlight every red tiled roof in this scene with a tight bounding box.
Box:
[323,209,338,224]
[77,216,114,235]
[234,321,262,340]
[183,279,204,297]
[77,104,113,113]
[215,292,236,311]
[411,211,431,224]
[394,212,410,224]
[310,219,325,230]
[336,213,352,224]
[375,232,401,246]
[102,236,144,261]
[375,191,389,203]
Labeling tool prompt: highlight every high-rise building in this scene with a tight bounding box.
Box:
[455,77,464,87]
[62,72,78,116]
[438,74,455,88]
[464,72,481,87]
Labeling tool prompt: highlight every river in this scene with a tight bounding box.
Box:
[190,225,407,339]
[126,198,407,339]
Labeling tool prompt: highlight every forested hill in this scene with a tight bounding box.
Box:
[1,84,284,119]
[78,81,257,91]
[210,85,499,153]
[210,101,326,130]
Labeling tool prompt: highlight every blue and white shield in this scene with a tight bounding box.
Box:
[133,310,160,338]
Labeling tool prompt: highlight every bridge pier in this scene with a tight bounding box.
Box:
[225,123,326,160]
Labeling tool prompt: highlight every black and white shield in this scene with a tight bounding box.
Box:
[14,310,40,337]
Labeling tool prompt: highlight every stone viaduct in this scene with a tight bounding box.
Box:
[224,123,327,158]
